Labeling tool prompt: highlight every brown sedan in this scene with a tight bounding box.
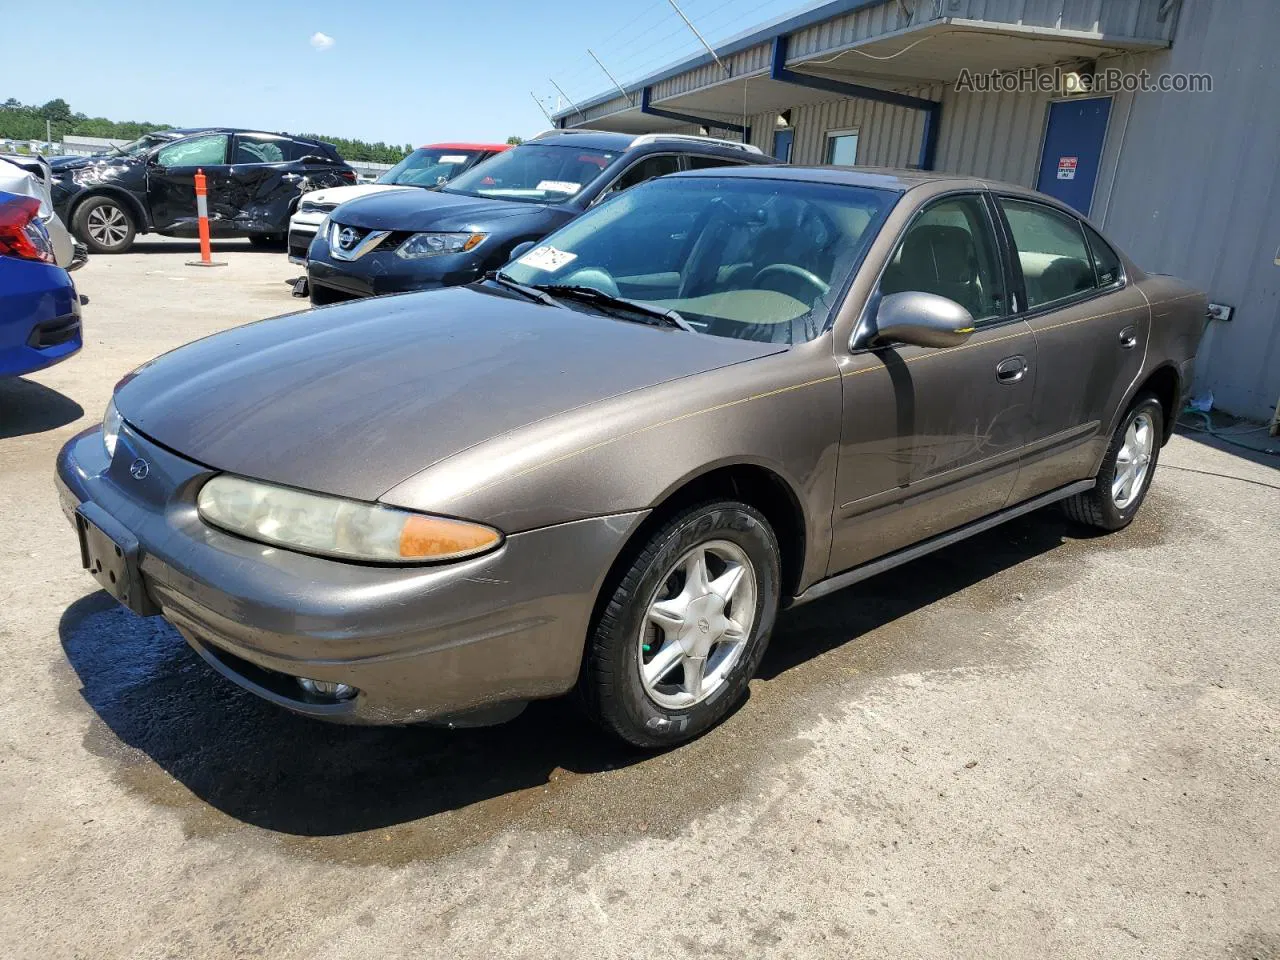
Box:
[56,167,1205,747]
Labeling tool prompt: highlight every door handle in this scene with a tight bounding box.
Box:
[995,355,1027,384]
[1119,325,1138,349]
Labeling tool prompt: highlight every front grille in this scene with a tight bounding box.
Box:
[27,315,81,349]
[299,201,337,215]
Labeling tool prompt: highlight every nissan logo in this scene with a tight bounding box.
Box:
[337,227,358,250]
[129,458,150,480]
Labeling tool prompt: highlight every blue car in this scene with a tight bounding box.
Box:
[0,189,81,377]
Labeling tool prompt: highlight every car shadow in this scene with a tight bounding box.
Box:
[59,507,1076,838]
[0,377,84,439]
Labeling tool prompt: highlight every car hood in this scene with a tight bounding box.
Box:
[115,286,785,502]
[47,154,97,172]
[303,183,413,207]
[330,188,550,231]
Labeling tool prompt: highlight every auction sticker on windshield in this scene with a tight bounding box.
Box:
[536,180,581,195]
[517,246,578,271]
[440,155,468,164]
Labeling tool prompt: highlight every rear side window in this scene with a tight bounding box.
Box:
[233,135,289,164]
[686,155,745,170]
[613,154,681,191]
[1083,222,1123,287]
[999,197,1097,309]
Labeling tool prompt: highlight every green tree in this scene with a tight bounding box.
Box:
[506,135,523,145]
[39,98,72,123]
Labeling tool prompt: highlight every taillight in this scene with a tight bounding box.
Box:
[339,169,357,183]
[0,196,54,263]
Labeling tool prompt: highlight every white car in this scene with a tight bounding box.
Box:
[1,155,84,271]
[287,142,509,263]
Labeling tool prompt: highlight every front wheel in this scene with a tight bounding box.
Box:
[580,501,780,748]
[1063,392,1164,531]
[73,196,136,254]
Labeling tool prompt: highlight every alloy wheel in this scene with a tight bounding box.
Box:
[1112,412,1154,509]
[637,539,757,709]
[86,204,129,249]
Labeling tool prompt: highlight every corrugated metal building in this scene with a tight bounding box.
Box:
[554,0,1280,421]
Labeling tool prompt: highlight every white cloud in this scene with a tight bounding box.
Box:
[310,32,335,52]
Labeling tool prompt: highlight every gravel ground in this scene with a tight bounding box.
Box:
[2,238,1277,960]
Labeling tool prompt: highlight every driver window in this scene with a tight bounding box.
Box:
[879,194,1005,322]
[611,154,680,193]
[156,134,228,168]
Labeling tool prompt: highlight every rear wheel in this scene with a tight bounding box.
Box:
[1063,393,1163,531]
[73,196,136,254]
[579,501,780,748]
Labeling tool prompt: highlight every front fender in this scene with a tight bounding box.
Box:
[380,338,843,593]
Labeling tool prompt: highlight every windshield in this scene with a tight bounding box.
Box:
[110,133,171,157]
[500,176,897,344]
[378,147,482,187]
[443,143,617,204]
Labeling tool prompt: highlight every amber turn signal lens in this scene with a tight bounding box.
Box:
[399,515,501,560]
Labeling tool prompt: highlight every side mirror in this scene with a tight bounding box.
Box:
[870,291,975,348]
[508,240,536,262]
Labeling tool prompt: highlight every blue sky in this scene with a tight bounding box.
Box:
[13,0,814,146]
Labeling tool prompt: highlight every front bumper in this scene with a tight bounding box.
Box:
[287,211,326,264]
[307,233,486,300]
[56,423,645,725]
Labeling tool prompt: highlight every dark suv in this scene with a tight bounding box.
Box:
[50,128,356,253]
[304,130,769,304]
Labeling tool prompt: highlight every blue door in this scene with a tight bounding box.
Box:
[1036,97,1112,214]
[773,129,793,163]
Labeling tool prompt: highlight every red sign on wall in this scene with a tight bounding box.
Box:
[1057,156,1079,180]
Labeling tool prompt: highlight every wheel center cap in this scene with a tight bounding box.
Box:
[680,594,726,656]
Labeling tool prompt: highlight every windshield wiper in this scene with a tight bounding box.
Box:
[488,271,561,307]
[532,284,695,333]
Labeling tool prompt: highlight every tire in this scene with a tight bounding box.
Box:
[1063,392,1164,531]
[580,501,781,748]
[72,196,136,254]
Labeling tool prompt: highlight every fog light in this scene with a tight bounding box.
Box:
[297,677,357,701]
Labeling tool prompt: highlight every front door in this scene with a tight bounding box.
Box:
[829,192,1038,574]
[146,133,231,234]
[1035,97,1112,215]
[773,129,793,163]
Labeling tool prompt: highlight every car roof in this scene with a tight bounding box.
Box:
[422,142,512,152]
[527,130,638,151]
[167,127,330,146]
[675,164,1036,193]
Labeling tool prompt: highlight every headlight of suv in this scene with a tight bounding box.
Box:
[196,475,502,564]
[102,397,122,459]
[395,232,486,260]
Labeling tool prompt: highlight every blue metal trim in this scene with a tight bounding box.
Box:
[640,87,751,138]
[769,35,940,170]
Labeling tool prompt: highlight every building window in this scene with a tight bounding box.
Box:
[824,129,859,166]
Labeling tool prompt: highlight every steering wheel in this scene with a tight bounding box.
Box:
[751,264,829,303]
[560,267,620,297]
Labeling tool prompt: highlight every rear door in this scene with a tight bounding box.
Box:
[146,134,230,232]
[993,195,1149,502]
[227,133,308,233]
[829,192,1038,573]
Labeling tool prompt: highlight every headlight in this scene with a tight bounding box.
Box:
[395,232,486,260]
[102,397,122,459]
[196,475,502,564]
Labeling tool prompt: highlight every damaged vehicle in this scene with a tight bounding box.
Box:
[1,154,85,271]
[57,167,1205,747]
[50,129,356,253]
[288,142,510,263]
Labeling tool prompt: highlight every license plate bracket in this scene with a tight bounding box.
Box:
[75,503,158,616]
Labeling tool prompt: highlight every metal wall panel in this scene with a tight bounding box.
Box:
[652,44,772,101]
